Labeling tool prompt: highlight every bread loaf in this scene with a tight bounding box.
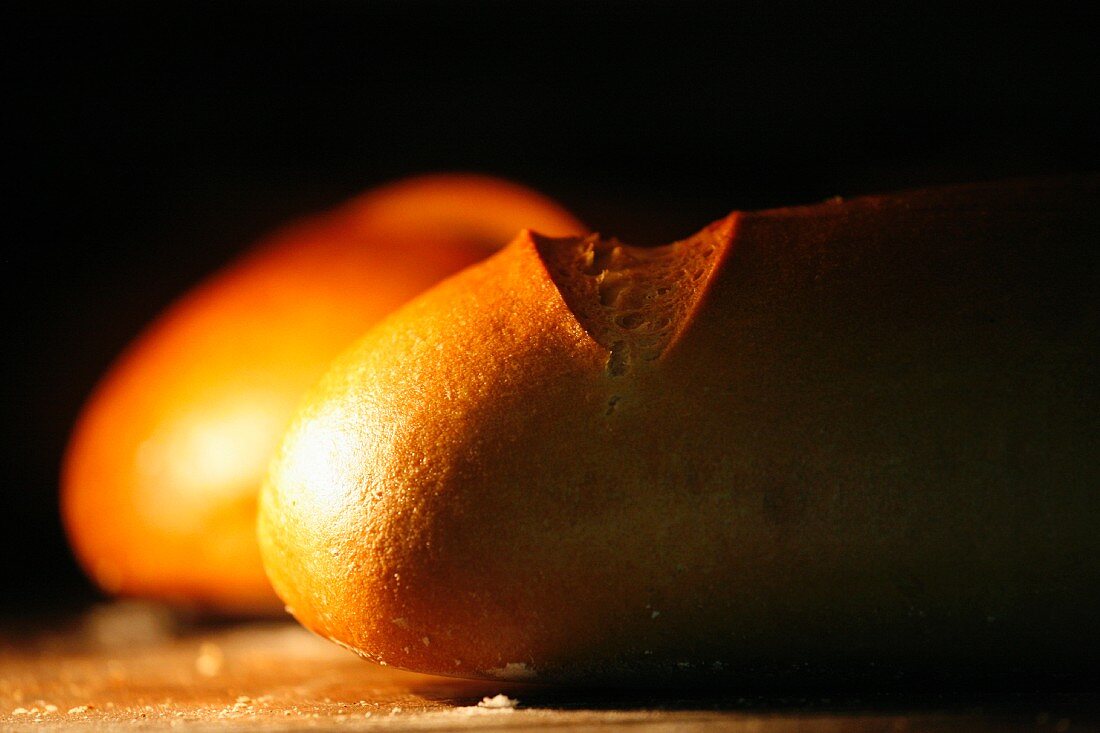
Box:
[62,174,583,612]
[258,177,1099,683]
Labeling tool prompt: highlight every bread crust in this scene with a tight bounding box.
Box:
[259,177,1100,683]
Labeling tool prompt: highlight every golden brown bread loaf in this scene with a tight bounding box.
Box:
[258,177,1100,684]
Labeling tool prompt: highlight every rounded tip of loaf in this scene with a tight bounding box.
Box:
[257,221,741,681]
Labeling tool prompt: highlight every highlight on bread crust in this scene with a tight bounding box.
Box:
[258,177,1099,684]
[61,174,585,613]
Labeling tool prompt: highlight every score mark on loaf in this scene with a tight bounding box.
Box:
[258,177,1100,686]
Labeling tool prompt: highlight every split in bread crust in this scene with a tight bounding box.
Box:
[534,216,733,377]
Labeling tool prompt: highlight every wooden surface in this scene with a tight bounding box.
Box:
[1,603,1096,731]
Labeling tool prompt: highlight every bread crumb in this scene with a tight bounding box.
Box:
[195,642,223,676]
[477,694,518,710]
[11,708,28,715]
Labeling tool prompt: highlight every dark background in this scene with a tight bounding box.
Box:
[4,2,1098,613]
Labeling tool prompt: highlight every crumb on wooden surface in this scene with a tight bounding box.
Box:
[477,693,519,709]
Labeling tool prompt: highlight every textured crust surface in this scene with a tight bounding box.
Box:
[62,175,584,612]
[259,177,1100,683]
